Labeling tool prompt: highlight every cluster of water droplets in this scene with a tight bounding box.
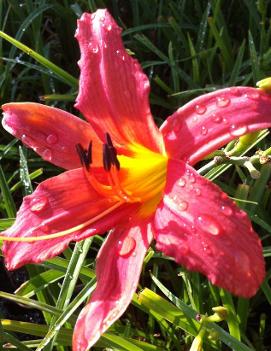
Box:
[192,91,261,138]
[20,131,59,163]
[165,166,246,241]
[166,90,262,143]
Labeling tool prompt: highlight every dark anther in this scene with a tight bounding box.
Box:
[76,142,92,170]
[105,132,114,147]
[103,133,120,171]
[103,144,111,171]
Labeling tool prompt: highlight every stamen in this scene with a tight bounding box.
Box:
[76,142,92,170]
[0,202,124,242]
[103,144,112,171]
[104,133,120,171]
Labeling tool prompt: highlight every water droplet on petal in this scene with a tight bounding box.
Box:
[194,187,201,196]
[223,118,228,124]
[230,125,248,137]
[216,96,230,108]
[88,42,99,53]
[173,195,178,201]
[107,24,112,31]
[235,209,247,218]
[117,237,136,257]
[30,196,48,212]
[235,251,250,273]
[100,15,105,22]
[197,215,221,235]
[195,104,207,115]
[212,113,222,123]
[178,200,188,211]
[189,174,196,183]
[21,134,35,147]
[201,126,208,135]
[180,241,189,254]
[192,116,198,123]
[42,149,52,161]
[178,178,186,187]
[245,90,260,100]
[46,133,58,145]
[221,205,233,216]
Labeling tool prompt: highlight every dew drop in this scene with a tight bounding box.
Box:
[42,149,52,161]
[235,251,250,273]
[194,187,201,196]
[107,24,112,31]
[46,133,58,145]
[30,196,48,212]
[190,225,196,233]
[117,237,136,257]
[223,118,228,124]
[245,90,260,100]
[201,241,211,254]
[192,116,198,122]
[201,126,208,135]
[230,125,248,137]
[180,241,189,254]
[178,200,188,211]
[221,205,233,216]
[88,42,99,53]
[195,104,207,115]
[216,96,230,108]
[100,15,105,22]
[212,113,222,123]
[178,178,186,187]
[197,214,221,235]
[235,209,246,218]
[189,174,196,183]
[21,134,35,147]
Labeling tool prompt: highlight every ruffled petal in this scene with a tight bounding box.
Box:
[161,87,271,165]
[75,9,163,153]
[2,168,137,270]
[153,159,265,298]
[2,103,102,169]
[73,221,153,351]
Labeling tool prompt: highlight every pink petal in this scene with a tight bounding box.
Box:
[75,10,163,153]
[161,87,271,165]
[153,159,265,298]
[3,168,137,270]
[73,221,153,351]
[2,103,102,169]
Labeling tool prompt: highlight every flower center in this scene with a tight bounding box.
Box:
[77,134,168,217]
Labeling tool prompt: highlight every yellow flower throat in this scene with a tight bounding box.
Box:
[80,136,168,218]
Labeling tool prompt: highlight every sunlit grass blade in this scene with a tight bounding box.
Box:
[0,30,78,87]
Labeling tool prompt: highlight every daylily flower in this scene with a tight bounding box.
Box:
[2,8,271,351]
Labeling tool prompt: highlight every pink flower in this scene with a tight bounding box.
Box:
[2,9,271,351]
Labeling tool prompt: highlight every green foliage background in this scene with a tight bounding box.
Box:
[1,0,271,350]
